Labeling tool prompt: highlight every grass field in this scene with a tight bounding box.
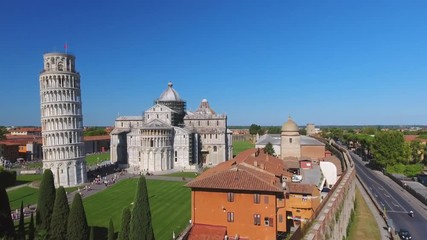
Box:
[84,178,190,240]
[161,171,199,178]
[233,140,254,156]
[8,186,39,210]
[347,188,381,240]
[85,152,110,166]
[8,186,79,210]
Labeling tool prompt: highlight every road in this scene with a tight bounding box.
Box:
[350,151,427,239]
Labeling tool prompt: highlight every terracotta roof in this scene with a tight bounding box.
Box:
[186,148,288,192]
[83,135,110,141]
[404,135,427,143]
[9,127,41,132]
[188,224,227,240]
[287,182,314,195]
[186,164,282,192]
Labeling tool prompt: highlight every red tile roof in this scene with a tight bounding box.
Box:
[287,182,314,195]
[83,135,110,141]
[186,149,286,192]
[188,224,227,240]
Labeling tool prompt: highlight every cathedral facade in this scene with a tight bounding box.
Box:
[110,82,233,173]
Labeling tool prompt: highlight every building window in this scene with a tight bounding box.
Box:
[227,192,234,202]
[253,214,261,225]
[279,214,283,223]
[217,120,219,126]
[254,194,260,204]
[175,151,178,162]
[289,138,292,143]
[264,196,269,204]
[302,195,308,201]
[198,121,200,126]
[264,217,273,227]
[227,212,234,222]
[213,146,217,152]
[150,139,154,147]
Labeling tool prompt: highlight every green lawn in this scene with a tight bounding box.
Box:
[16,174,43,182]
[233,140,254,156]
[85,152,110,166]
[347,188,381,240]
[8,186,39,210]
[7,186,79,210]
[84,178,190,240]
[161,171,199,178]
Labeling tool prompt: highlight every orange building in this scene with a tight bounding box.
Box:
[186,149,324,239]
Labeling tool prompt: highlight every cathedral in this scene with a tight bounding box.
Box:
[110,82,233,173]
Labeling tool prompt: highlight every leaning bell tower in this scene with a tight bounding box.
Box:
[39,52,87,187]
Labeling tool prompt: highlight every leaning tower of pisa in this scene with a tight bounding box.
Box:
[39,52,87,187]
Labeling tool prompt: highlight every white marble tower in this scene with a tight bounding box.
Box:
[39,52,87,187]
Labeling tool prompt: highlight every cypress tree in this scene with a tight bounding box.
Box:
[108,218,115,240]
[118,207,131,240]
[49,186,70,240]
[18,201,25,239]
[36,169,56,233]
[67,193,89,240]
[130,176,154,240]
[89,226,95,240]
[28,213,35,240]
[0,168,16,239]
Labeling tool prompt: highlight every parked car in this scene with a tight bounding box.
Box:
[398,229,412,240]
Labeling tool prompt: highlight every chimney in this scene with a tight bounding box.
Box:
[254,160,258,167]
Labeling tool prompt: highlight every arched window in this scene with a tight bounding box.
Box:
[213,146,217,152]
[289,138,293,143]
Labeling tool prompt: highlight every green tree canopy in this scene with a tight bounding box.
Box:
[0,167,16,239]
[108,218,115,240]
[67,194,89,240]
[50,186,70,240]
[84,127,107,136]
[371,131,411,168]
[18,201,25,240]
[130,176,154,240]
[249,124,263,135]
[0,126,8,140]
[28,213,35,240]
[119,207,131,240]
[263,142,275,156]
[36,169,56,233]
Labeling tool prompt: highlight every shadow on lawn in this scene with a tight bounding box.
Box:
[91,226,111,239]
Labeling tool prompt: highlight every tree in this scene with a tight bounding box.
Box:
[36,169,56,234]
[119,207,131,240]
[249,124,263,135]
[0,126,7,140]
[49,186,70,240]
[28,213,35,240]
[371,131,411,168]
[18,201,25,239]
[108,218,115,240]
[0,167,16,239]
[67,194,89,240]
[89,227,95,240]
[263,142,275,156]
[410,140,424,164]
[130,176,154,240]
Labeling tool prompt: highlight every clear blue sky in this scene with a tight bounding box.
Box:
[1,0,426,127]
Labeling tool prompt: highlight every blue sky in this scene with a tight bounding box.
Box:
[1,0,426,126]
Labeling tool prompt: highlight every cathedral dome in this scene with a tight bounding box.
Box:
[281,117,299,132]
[158,82,182,102]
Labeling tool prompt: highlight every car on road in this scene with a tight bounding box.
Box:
[398,229,412,239]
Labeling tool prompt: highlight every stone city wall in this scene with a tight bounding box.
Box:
[302,140,356,240]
